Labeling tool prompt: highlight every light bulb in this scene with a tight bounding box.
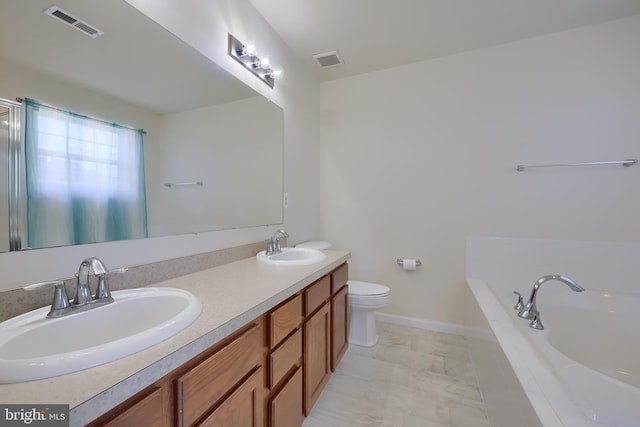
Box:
[260,57,271,69]
[265,68,283,80]
[243,43,256,56]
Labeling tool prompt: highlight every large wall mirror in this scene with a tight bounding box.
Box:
[0,0,284,252]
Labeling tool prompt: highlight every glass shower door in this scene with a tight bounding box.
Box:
[0,98,22,252]
[0,105,8,251]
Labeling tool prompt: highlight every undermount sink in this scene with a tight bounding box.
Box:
[256,247,327,266]
[0,287,201,383]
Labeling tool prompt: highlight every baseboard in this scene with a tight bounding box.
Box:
[375,312,464,336]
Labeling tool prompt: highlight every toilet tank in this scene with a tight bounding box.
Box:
[295,241,332,250]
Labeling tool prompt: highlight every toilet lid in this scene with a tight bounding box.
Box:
[347,281,390,296]
[296,240,332,250]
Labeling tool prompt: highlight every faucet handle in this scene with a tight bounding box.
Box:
[513,291,524,311]
[529,312,544,330]
[24,280,70,317]
[266,238,276,255]
[95,267,128,301]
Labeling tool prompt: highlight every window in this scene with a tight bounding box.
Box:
[24,98,147,248]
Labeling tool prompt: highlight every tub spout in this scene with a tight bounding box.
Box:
[518,275,585,330]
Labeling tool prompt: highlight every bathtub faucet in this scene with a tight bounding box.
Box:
[517,275,585,330]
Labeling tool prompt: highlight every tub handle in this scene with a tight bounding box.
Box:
[529,312,544,330]
[513,291,524,312]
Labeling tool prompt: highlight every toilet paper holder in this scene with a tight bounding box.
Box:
[396,258,422,267]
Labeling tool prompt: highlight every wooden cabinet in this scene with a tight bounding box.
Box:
[330,263,348,295]
[268,294,303,348]
[268,328,302,389]
[101,387,166,427]
[330,263,349,371]
[177,323,263,426]
[266,295,304,427]
[90,323,265,427]
[304,276,330,316]
[269,366,304,427]
[303,301,331,416]
[331,285,349,371]
[89,263,349,427]
[197,367,264,427]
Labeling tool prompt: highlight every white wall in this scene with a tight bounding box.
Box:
[319,15,640,326]
[0,0,321,290]
[152,96,282,233]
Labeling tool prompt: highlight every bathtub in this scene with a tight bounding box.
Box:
[465,237,640,427]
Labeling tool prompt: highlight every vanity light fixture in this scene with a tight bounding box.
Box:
[228,34,281,88]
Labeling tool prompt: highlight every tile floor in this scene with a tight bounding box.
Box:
[302,322,491,427]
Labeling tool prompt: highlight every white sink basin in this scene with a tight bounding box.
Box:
[0,287,201,383]
[256,247,327,266]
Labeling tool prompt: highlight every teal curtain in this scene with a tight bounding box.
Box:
[24,98,148,248]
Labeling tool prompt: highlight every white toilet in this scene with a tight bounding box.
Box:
[346,281,391,347]
[296,240,392,348]
[295,240,332,251]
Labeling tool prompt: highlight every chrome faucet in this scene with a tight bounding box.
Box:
[516,274,585,330]
[75,256,111,305]
[24,257,127,318]
[266,229,289,255]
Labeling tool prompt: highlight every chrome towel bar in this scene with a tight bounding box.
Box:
[516,159,637,172]
[163,181,204,188]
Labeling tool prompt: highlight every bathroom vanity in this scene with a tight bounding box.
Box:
[0,250,350,427]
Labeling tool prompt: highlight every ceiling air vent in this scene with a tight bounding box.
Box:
[44,6,104,38]
[313,51,344,68]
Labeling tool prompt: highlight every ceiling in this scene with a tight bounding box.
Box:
[249,0,640,82]
[0,0,257,115]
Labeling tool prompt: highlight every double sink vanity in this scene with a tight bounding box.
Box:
[0,246,350,426]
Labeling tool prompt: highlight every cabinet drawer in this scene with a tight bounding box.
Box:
[198,367,263,427]
[269,366,304,427]
[268,294,303,348]
[177,324,262,427]
[268,328,302,389]
[330,263,348,295]
[304,276,331,316]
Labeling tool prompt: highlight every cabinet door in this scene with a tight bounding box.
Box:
[102,387,166,427]
[269,366,304,427]
[331,285,349,371]
[303,302,331,415]
[198,367,264,427]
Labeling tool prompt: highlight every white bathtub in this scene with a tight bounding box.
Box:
[465,237,640,427]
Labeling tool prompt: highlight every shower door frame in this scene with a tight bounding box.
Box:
[1,98,23,251]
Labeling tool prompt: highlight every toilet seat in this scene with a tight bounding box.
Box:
[347,281,390,297]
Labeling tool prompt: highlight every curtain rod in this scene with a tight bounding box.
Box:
[16,97,147,135]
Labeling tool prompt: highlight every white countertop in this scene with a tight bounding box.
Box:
[0,250,350,426]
